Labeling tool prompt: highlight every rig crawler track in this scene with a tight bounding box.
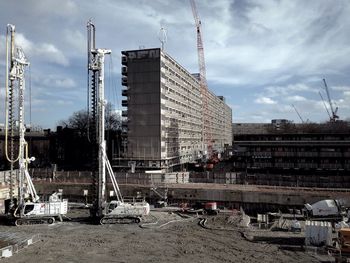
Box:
[100,216,141,225]
[14,217,56,226]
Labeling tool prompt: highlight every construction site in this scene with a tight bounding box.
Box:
[1,1,350,262]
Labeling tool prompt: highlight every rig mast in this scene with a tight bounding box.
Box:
[4,24,37,212]
[87,21,124,218]
[88,20,111,217]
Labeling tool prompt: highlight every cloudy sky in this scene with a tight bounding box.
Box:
[0,0,350,128]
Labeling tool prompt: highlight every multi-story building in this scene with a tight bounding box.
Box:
[119,48,232,171]
[231,121,350,188]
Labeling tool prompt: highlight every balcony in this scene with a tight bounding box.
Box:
[122,110,127,117]
[121,76,128,86]
[121,66,128,75]
[122,100,128,107]
[122,89,128,96]
[121,55,127,65]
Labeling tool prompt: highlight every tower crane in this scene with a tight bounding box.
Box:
[322,78,339,122]
[4,24,67,225]
[190,0,212,159]
[291,104,305,123]
[319,91,332,121]
[87,21,149,224]
[190,0,207,85]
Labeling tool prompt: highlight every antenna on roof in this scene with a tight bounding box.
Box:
[159,26,167,51]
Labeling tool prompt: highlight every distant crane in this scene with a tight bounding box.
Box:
[291,104,305,123]
[322,78,339,122]
[318,91,332,121]
[190,0,207,85]
[190,0,212,158]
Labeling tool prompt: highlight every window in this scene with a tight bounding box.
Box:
[24,204,34,215]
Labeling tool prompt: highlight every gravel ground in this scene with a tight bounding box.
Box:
[0,209,330,263]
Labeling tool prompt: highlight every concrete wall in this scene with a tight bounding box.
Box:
[32,180,350,212]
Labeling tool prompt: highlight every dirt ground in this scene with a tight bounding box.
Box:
[0,209,330,263]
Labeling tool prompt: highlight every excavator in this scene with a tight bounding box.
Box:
[3,24,67,225]
[87,21,149,224]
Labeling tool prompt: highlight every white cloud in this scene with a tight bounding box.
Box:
[39,43,69,66]
[332,86,350,92]
[254,97,276,105]
[63,29,85,55]
[13,0,78,18]
[286,95,307,102]
[1,0,350,127]
[41,75,76,89]
[56,100,73,106]
[15,33,34,52]
[1,33,69,66]
[265,83,317,98]
[202,0,350,86]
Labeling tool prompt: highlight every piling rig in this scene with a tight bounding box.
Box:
[3,24,67,225]
[87,21,150,224]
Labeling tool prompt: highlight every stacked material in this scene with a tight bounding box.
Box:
[0,232,40,258]
[305,220,332,246]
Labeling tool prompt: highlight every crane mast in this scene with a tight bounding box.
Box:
[190,0,212,158]
[319,91,332,121]
[190,0,207,85]
[291,104,304,123]
[322,78,339,122]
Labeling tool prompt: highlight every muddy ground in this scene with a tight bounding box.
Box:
[0,209,332,263]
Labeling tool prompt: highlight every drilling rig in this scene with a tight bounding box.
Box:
[4,24,67,225]
[87,21,150,224]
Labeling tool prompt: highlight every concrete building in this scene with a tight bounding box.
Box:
[231,121,350,188]
[232,123,270,135]
[119,48,232,171]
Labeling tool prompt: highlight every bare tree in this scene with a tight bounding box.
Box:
[58,110,89,135]
[58,103,121,133]
[105,102,121,131]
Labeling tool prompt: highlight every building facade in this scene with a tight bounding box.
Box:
[119,48,232,171]
[231,121,350,188]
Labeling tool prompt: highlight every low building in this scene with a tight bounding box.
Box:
[0,129,51,170]
[232,121,350,188]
